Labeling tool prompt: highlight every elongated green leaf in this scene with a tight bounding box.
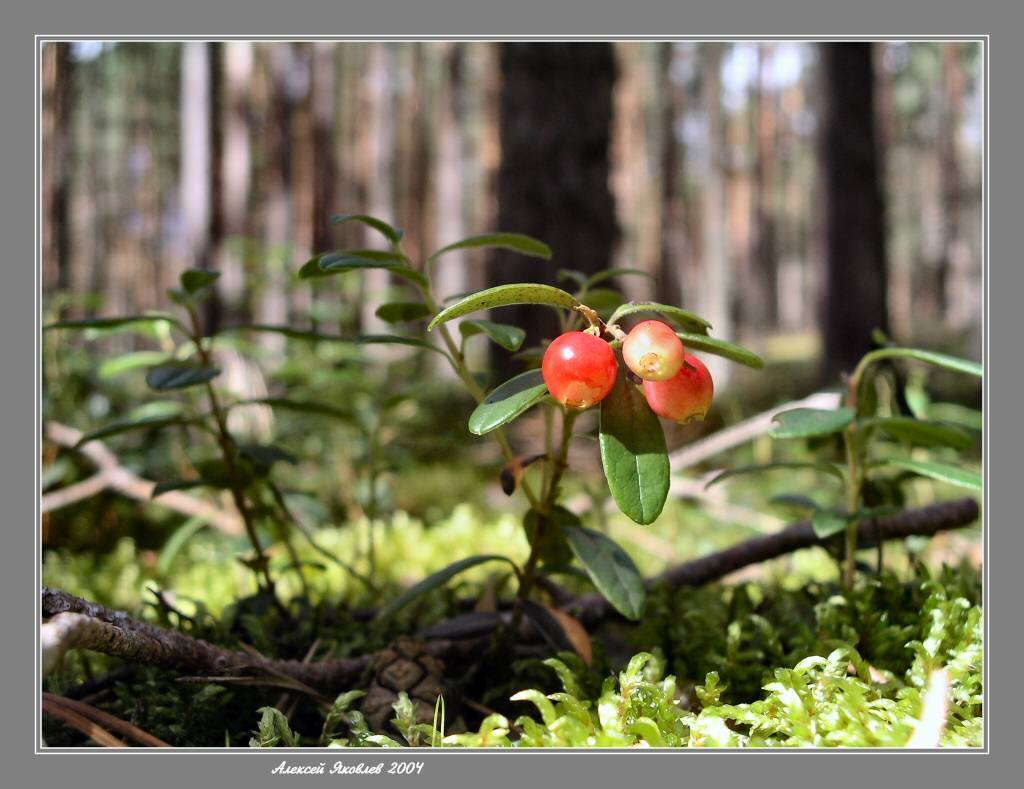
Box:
[75,415,196,448]
[152,479,213,497]
[157,517,208,576]
[429,284,581,330]
[299,250,427,287]
[98,351,170,380]
[459,320,526,352]
[330,213,404,246]
[355,334,450,358]
[608,301,712,335]
[564,525,646,621]
[861,416,974,450]
[429,233,552,265]
[882,458,982,492]
[812,509,851,538]
[771,407,855,439]
[240,398,354,422]
[468,369,548,435]
[375,301,433,324]
[705,461,844,489]
[676,332,764,369]
[929,403,984,431]
[237,443,298,467]
[770,493,823,511]
[584,268,656,289]
[599,366,670,525]
[180,268,221,294]
[146,362,220,391]
[44,313,185,334]
[220,326,448,358]
[378,555,518,619]
[858,347,983,379]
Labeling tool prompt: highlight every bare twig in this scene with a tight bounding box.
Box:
[564,497,980,625]
[43,421,243,535]
[42,697,127,747]
[42,692,170,747]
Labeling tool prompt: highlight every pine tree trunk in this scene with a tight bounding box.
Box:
[819,43,889,382]
[491,43,619,365]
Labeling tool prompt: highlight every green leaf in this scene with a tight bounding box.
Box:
[44,313,185,334]
[428,284,582,330]
[330,213,404,246]
[241,398,354,423]
[145,362,220,391]
[299,250,427,288]
[156,517,208,576]
[929,403,984,432]
[75,415,196,448]
[882,458,982,492]
[858,347,983,379]
[152,479,212,497]
[180,268,221,294]
[771,407,855,439]
[98,351,171,380]
[355,334,451,359]
[523,506,578,569]
[770,493,823,511]
[237,444,298,467]
[468,369,548,435]
[378,555,518,619]
[705,461,844,489]
[584,268,656,290]
[861,416,974,450]
[608,302,712,335]
[220,326,449,358]
[564,525,646,621]
[599,365,670,525]
[429,233,552,265]
[812,509,852,538]
[375,301,433,324]
[675,332,764,369]
[459,320,526,352]
[581,288,626,314]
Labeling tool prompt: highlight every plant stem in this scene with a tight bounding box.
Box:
[185,306,276,598]
[512,408,578,630]
[419,285,540,509]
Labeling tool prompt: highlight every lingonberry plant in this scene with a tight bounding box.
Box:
[707,338,982,588]
[296,213,764,624]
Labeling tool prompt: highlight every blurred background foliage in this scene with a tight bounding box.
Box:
[41,40,982,617]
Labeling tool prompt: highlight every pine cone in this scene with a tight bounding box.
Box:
[360,637,452,733]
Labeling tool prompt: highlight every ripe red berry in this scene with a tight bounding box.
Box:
[642,353,714,423]
[542,331,619,409]
[622,319,686,381]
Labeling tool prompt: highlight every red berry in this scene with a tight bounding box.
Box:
[622,320,686,381]
[542,331,618,409]
[642,353,714,423]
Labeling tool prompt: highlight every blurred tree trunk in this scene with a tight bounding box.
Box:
[218,41,253,322]
[180,42,211,276]
[491,43,619,367]
[939,42,968,326]
[657,43,690,308]
[819,42,889,382]
[747,43,778,331]
[42,43,73,303]
[700,43,732,386]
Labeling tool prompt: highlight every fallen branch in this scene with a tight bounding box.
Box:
[40,498,978,689]
[42,421,243,536]
[563,497,980,625]
[41,594,370,690]
[42,692,170,747]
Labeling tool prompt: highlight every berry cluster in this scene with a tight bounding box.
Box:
[541,319,713,422]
